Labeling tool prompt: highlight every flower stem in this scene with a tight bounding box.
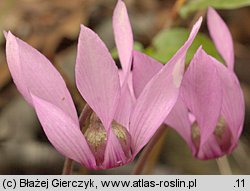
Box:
[216,156,232,175]
[62,158,73,175]
[143,129,167,174]
[61,104,92,175]
[171,0,186,20]
[132,125,167,175]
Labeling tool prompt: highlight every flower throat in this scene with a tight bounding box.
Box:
[84,113,132,167]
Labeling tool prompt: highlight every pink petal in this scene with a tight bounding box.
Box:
[118,70,136,102]
[132,50,162,98]
[5,32,78,124]
[5,32,31,104]
[183,17,203,50]
[211,56,244,150]
[31,94,96,169]
[3,31,8,38]
[207,7,234,70]
[130,17,202,155]
[165,97,195,154]
[181,47,223,147]
[114,85,134,129]
[118,69,125,86]
[130,56,184,155]
[103,128,127,169]
[113,0,133,84]
[76,25,121,130]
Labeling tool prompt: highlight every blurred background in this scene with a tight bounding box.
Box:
[0,0,249,174]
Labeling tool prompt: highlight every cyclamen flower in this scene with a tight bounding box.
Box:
[5,0,201,169]
[179,8,245,159]
[133,8,244,160]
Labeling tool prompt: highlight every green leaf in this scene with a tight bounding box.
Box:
[180,0,250,18]
[148,28,222,64]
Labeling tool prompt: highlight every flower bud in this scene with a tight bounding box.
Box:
[84,113,132,166]
[84,113,107,165]
[191,117,232,152]
[191,121,200,149]
[213,117,232,151]
[112,121,132,158]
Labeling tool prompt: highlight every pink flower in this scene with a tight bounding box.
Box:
[133,8,244,160]
[4,0,200,169]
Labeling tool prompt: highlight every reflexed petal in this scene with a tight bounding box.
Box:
[132,50,162,98]
[5,32,78,124]
[118,70,135,101]
[76,25,121,130]
[103,128,127,169]
[183,17,203,51]
[5,32,31,104]
[31,94,96,169]
[113,0,133,84]
[207,7,234,70]
[130,17,202,155]
[181,48,223,147]
[165,97,195,153]
[3,31,8,38]
[114,85,134,129]
[130,55,184,155]
[118,69,125,86]
[210,56,244,150]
